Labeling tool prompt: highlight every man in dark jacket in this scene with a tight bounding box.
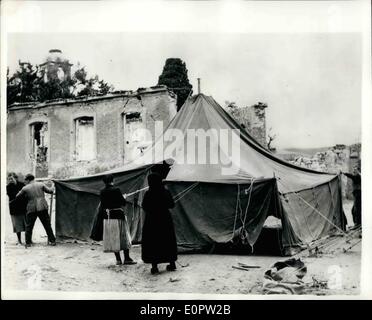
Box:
[13,174,56,247]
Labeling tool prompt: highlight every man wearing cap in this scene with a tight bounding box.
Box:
[13,174,56,247]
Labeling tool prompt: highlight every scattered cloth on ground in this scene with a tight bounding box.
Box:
[262,258,307,294]
[262,278,305,294]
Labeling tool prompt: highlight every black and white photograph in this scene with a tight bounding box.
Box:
[1,0,371,302]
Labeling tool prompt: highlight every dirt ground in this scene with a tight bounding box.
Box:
[2,199,361,296]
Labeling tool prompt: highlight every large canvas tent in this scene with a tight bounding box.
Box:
[55,94,346,255]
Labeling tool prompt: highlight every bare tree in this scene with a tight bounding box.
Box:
[267,127,277,152]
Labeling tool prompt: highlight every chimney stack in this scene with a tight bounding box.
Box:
[197,78,201,94]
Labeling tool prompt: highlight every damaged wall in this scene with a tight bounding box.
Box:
[7,86,177,178]
[228,103,268,148]
[281,144,361,199]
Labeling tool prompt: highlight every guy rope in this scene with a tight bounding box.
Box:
[123,186,149,198]
[123,182,199,204]
[231,178,255,247]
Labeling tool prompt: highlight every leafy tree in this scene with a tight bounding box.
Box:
[225,100,239,117]
[7,68,21,106]
[7,62,39,105]
[37,77,75,101]
[7,61,113,107]
[74,71,112,97]
[157,58,193,111]
[98,79,112,95]
[74,66,88,84]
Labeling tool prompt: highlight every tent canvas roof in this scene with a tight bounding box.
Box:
[105,94,335,193]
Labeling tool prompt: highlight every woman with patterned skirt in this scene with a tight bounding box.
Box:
[99,174,136,265]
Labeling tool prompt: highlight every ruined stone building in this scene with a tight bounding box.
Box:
[228,102,268,148]
[39,49,72,82]
[7,86,177,178]
[278,143,361,199]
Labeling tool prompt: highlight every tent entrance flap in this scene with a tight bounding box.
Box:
[167,178,285,253]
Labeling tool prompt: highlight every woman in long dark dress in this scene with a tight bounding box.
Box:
[99,174,136,265]
[141,173,177,274]
[6,172,26,245]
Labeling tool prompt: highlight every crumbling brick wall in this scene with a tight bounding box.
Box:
[7,87,177,178]
[228,103,268,148]
[249,103,267,148]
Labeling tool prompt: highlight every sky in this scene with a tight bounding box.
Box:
[4,1,366,150]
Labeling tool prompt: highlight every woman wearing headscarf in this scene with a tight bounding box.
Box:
[141,172,177,274]
[93,174,136,265]
[6,172,27,245]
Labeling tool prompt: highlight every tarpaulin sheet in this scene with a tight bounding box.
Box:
[280,176,346,245]
[55,164,152,240]
[168,179,277,252]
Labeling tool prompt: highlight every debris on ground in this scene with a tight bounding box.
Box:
[343,239,362,253]
[238,262,261,269]
[295,226,362,259]
[177,262,190,268]
[307,246,321,258]
[298,276,330,295]
[232,262,261,271]
[262,258,307,294]
[265,258,307,281]
[262,278,305,294]
[310,276,328,289]
[232,266,250,272]
[169,278,181,283]
[59,238,90,245]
